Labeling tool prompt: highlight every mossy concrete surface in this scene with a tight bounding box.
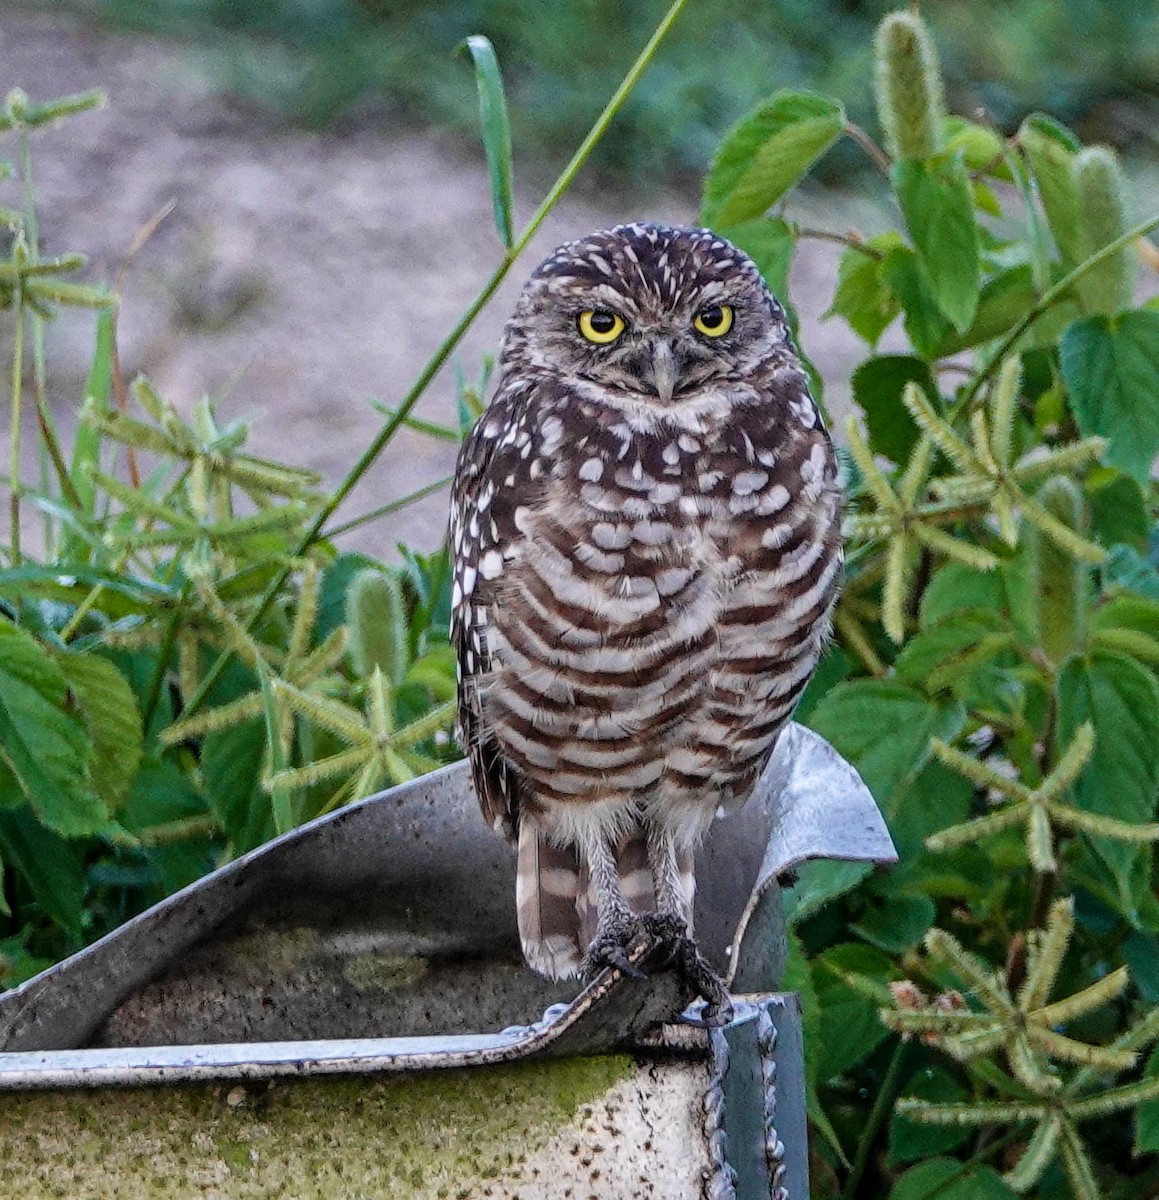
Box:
[1,1054,710,1198]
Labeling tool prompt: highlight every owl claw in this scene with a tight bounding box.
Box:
[584,921,648,979]
[584,912,735,1025]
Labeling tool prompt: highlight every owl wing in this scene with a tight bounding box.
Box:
[449,380,540,842]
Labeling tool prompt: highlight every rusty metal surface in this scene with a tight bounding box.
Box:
[0,723,894,1074]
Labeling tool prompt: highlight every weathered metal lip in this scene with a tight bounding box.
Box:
[0,722,895,1084]
[0,942,695,1090]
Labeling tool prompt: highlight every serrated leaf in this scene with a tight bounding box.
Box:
[717,216,794,300]
[459,36,515,248]
[1060,311,1159,486]
[0,618,107,837]
[893,155,981,332]
[52,650,142,808]
[851,354,938,464]
[1058,650,1159,825]
[827,232,905,346]
[702,90,845,227]
[807,680,965,817]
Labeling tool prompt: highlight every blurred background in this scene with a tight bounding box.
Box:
[2,0,1157,554]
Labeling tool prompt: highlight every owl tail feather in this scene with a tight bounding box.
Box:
[515,823,694,981]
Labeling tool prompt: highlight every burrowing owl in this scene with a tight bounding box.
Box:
[450,223,842,1019]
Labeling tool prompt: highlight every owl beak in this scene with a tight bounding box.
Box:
[649,340,679,404]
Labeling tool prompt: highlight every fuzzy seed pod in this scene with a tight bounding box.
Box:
[346,568,409,686]
[1030,477,1090,666]
[1075,145,1135,316]
[873,11,946,162]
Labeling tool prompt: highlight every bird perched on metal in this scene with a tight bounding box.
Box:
[449,223,842,1021]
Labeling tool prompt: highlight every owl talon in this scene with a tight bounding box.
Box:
[584,930,648,980]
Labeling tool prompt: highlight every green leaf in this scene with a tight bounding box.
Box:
[784,930,851,1168]
[921,558,1035,645]
[893,155,981,332]
[889,759,974,860]
[0,807,85,936]
[889,1158,1020,1200]
[936,264,1038,356]
[851,890,935,953]
[459,36,515,248]
[52,650,143,809]
[1136,1047,1159,1155]
[1103,545,1159,602]
[807,680,965,817]
[813,943,898,1079]
[121,759,214,895]
[1123,931,1159,1004]
[202,719,272,855]
[882,246,952,359]
[701,90,845,227]
[943,117,1009,177]
[71,307,115,514]
[1019,113,1084,265]
[894,610,1008,690]
[1059,650,1159,914]
[1060,311,1159,486]
[717,217,794,301]
[827,233,905,346]
[783,859,872,927]
[1086,468,1149,551]
[0,618,107,837]
[889,1068,971,1165]
[851,354,938,464]
[1058,650,1159,825]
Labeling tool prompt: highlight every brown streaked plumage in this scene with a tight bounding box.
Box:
[449,222,842,1011]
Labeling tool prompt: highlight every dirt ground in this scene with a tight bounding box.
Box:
[1,11,874,558]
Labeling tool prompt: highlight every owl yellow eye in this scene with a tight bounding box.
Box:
[693,304,734,337]
[577,309,626,344]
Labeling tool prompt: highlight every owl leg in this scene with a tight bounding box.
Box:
[580,830,647,979]
[644,825,734,1027]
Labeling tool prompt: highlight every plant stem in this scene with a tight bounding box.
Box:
[9,278,24,567]
[845,121,892,175]
[177,0,692,723]
[957,212,1159,414]
[841,1040,910,1200]
[323,475,453,539]
[793,225,882,259]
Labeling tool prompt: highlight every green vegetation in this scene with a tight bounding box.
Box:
[4,4,1159,1197]
[31,0,1159,182]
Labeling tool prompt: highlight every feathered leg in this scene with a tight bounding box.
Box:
[645,823,734,1026]
[579,828,646,978]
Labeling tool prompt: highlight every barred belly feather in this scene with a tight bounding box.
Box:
[449,222,843,980]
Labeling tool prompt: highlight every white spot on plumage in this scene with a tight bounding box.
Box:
[480,549,505,579]
[579,458,604,482]
[732,469,769,496]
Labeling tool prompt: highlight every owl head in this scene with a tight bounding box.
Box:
[502,223,792,410]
